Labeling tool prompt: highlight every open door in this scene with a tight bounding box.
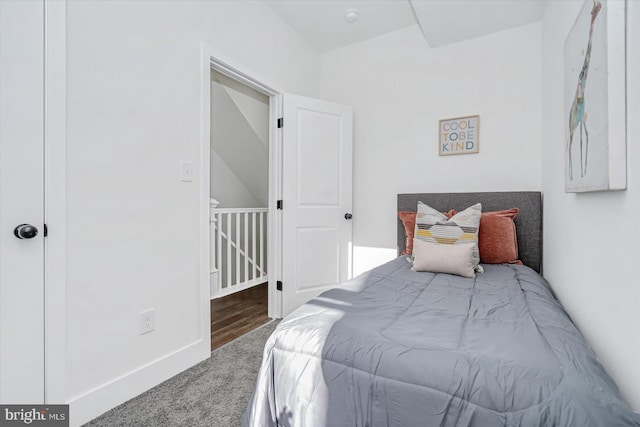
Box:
[281,94,352,317]
[0,0,46,403]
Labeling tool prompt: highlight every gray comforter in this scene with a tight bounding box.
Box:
[244,257,640,426]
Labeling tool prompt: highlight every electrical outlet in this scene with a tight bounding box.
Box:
[139,309,155,335]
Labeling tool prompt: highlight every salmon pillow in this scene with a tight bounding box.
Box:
[478,208,522,265]
[398,209,456,255]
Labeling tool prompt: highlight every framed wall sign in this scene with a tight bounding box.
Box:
[439,115,479,156]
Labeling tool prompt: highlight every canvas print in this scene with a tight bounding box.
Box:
[439,115,479,156]
[564,0,626,192]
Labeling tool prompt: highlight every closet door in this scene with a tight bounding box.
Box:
[281,94,352,317]
[0,0,46,403]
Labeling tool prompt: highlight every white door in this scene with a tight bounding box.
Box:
[281,94,352,317]
[0,0,46,403]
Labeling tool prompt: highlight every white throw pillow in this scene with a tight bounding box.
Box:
[412,238,476,278]
[414,202,482,272]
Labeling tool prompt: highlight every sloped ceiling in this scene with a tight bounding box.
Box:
[411,0,544,48]
[265,0,544,51]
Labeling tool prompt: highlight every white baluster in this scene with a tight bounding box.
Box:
[226,212,232,289]
[209,198,220,299]
[252,212,257,281]
[216,213,222,290]
[259,211,264,278]
[244,213,249,284]
[235,212,241,289]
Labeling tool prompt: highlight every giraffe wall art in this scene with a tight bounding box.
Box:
[563,0,627,192]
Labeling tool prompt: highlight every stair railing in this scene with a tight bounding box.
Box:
[210,199,268,298]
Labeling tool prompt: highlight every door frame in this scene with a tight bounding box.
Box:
[200,44,283,319]
[44,0,67,403]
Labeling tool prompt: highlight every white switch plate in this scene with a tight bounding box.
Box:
[180,160,194,182]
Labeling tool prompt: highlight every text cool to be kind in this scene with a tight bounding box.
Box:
[440,117,477,153]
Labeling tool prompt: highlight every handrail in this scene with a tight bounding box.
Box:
[215,207,267,214]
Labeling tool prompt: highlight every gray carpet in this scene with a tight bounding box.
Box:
[84,320,278,427]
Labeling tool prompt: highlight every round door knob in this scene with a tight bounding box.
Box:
[14,224,38,240]
[344,213,353,220]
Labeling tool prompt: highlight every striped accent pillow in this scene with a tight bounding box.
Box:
[413,202,483,272]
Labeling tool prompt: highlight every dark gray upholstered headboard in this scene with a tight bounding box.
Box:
[398,192,542,273]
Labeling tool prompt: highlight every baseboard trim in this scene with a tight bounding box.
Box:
[67,339,210,426]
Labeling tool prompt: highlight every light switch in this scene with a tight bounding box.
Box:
[180,160,194,182]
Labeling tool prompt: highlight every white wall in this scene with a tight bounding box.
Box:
[210,74,269,208]
[541,0,640,410]
[321,23,542,275]
[211,151,262,208]
[65,1,319,424]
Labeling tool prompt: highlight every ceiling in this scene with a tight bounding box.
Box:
[265,0,545,52]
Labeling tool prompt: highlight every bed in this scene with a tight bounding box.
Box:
[244,192,640,426]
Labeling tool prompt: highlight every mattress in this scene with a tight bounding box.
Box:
[244,257,640,426]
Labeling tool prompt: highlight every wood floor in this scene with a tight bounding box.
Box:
[210,283,269,351]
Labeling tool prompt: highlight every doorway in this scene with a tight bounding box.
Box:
[201,48,353,340]
[208,66,278,350]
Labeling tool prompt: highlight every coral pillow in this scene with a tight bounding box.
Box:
[398,212,417,255]
[478,208,522,264]
[398,210,456,255]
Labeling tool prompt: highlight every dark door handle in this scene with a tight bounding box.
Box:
[14,224,38,239]
[344,213,353,220]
